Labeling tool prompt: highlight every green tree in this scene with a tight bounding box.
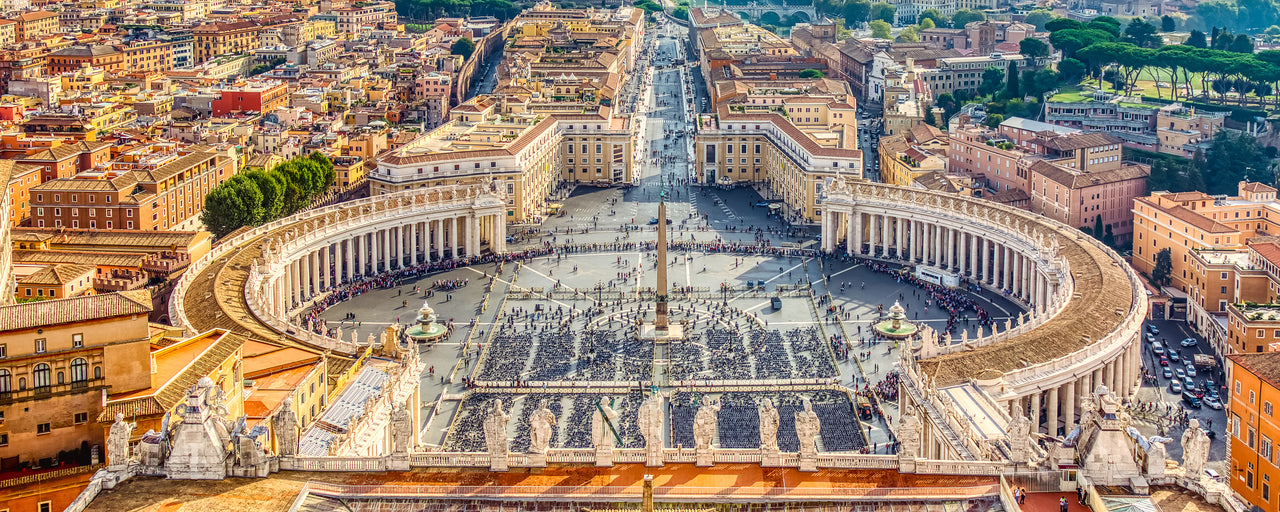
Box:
[1094,214,1104,241]
[950,8,985,28]
[897,26,920,42]
[799,68,825,78]
[1162,14,1176,32]
[1045,18,1083,32]
[1058,57,1086,80]
[1020,37,1049,60]
[1187,29,1208,48]
[672,6,688,19]
[919,17,935,29]
[1025,9,1055,31]
[202,175,264,238]
[1230,34,1255,53]
[243,170,285,222]
[870,19,891,38]
[1089,16,1123,36]
[843,0,870,25]
[985,113,1004,128]
[1004,61,1019,97]
[1203,131,1271,194]
[450,37,476,60]
[1152,247,1174,287]
[1103,224,1115,247]
[923,105,936,126]
[869,2,894,23]
[978,66,1005,96]
[1122,18,1161,47]
[918,8,947,27]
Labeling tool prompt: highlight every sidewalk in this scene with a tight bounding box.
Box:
[1021,492,1092,512]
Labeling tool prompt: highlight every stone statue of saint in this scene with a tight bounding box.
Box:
[1181,419,1211,478]
[693,398,721,452]
[528,399,556,455]
[795,398,821,457]
[592,397,619,450]
[638,394,664,455]
[1007,413,1031,463]
[897,405,920,459]
[108,412,137,469]
[273,398,300,457]
[483,400,510,457]
[391,404,414,455]
[759,398,780,451]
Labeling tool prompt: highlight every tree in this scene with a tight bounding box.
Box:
[923,105,936,127]
[951,8,986,29]
[1152,247,1174,287]
[1213,32,1235,51]
[979,66,1005,96]
[843,0,870,25]
[1025,9,1055,31]
[450,37,476,60]
[869,2,894,23]
[1094,214,1104,241]
[918,8,947,28]
[799,68,825,78]
[1230,34,1255,53]
[1162,15,1176,32]
[672,6,688,19]
[919,17,935,29]
[1004,61,1020,97]
[1020,38,1049,60]
[1045,18,1082,32]
[243,170,285,222]
[985,113,1004,128]
[1058,57,1086,81]
[1103,224,1115,247]
[1089,16,1123,36]
[202,175,264,238]
[897,26,920,42]
[1187,29,1208,48]
[870,19,891,38]
[1203,131,1271,194]
[1122,18,1161,48]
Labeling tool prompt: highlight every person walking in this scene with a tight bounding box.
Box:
[1059,497,1068,512]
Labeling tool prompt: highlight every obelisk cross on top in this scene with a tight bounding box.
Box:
[655,191,669,331]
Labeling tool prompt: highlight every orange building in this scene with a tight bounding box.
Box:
[3,160,41,226]
[46,45,124,75]
[14,263,96,299]
[15,140,112,183]
[12,11,59,42]
[210,79,289,116]
[1227,352,1280,509]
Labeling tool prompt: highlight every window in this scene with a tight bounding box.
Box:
[0,433,7,446]
[1267,401,1274,416]
[74,412,88,424]
[71,358,87,383]
[72,333,83,348]
[36,422,50,434]
[34,339,45,353]
[0,369,9,392]
[0,344,5,358]
[33,363,50,390]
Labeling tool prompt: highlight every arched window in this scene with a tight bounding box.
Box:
[71,358,88,383]
[94,366,101,379]
[0,370,9,392]
[33,363,50,390]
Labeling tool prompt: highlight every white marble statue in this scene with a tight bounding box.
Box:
[1181,419,1211,478]
[759,398,780,451]
[638,394,664,456]
[1008,413,1031,464]
[693,398,721,451]
[1146,435,1172,478]
[236,433,264,468]
[528,399,556,455]
[592,397,620,450]
[391,404,414,455]
[273,398,300,457]
[483,400,510,457]
[897,405,920,459]
[795,398,821,458]
[108,412,137,469]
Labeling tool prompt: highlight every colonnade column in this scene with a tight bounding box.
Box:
[1063,380,1076,433]
[868,214,878,256]
[1046,386,1059,436]
[896,216,905,259]
[450,217,459,258]
[320,246,329,290]
[852,211,863,255]
[1029,390,1041,431]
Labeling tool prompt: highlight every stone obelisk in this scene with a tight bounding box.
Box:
[655,197,669,331]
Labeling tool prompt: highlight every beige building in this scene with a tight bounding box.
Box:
[0,290,153,470]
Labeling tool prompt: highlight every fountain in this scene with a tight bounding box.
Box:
[405,300,449,343]
[873,301,918,339]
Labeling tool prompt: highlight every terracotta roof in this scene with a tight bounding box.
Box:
[1243,182,1278,194]
[1134,196,1237,234]
[1029,160,1149,189]
[1229,352,1280,390]
[989,188,1030,203]
[19,263,95,286]
[1163,191,1213,202]
[12,249,148,268]
[99,329,247,423]
[0,289,151,331]
[1034,131,1123,151]
[9,227,209,251]
[1251,241,1280,269]
[13,10,58,21]
[18,141,108,162]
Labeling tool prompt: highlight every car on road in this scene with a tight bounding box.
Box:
[1148,324,1160,335]
[1183,391,1202,408]
[1175,368,1186,379]
[1181,337,1198,347]
[771,297,782,310]
[1204,395,1223,409]
[1184,376,1197,390]
[1159,356,1169,366]
[1162,367,1173,379]
[1170,379,1182,393]
[1185,364,1197,378]
[1151,342,1165,355]
[1169,352,1180,363]
[648,218,672,225]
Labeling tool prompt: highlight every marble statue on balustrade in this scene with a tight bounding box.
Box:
[795,397,821,472]
[108,412,137,470]
[392,403,415,456]
[759,398,780,452]
[274,398,299,457]
[694,397,721,467]
[483,400,510,471]
[592,397,619,466]
[638,394,664,467]
[897,405,921,460]
[232,418,270,476]
[1007,413,1031,465]
[1181,419,1210,480]
[528,399,556,466]
[1144,434,1172,480]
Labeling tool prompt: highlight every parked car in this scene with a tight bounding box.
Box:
[1146,333,1156,343]
[1181,337,1198,347]
[771,296,782,310]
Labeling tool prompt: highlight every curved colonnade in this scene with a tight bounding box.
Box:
[168,184,508,355]
[821,181,1146,458]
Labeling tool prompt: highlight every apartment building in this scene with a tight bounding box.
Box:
[1225,352,1280,509]
[12,10,59,42]
[0,290,153,473]
[372,96,635,221]
[210,79,290,115]
[4,161,40,226]
[192,20,262,64]
[878,124,947,188]
[1046,91,1226,157]
[332,1,396,33]
[29,147,235,230]
[46,45,125,75]
[121,40,173,74]
[16,140,112,183]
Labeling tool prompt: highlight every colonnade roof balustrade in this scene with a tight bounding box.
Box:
[169,184,501,357]
[823,181,1144,389]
